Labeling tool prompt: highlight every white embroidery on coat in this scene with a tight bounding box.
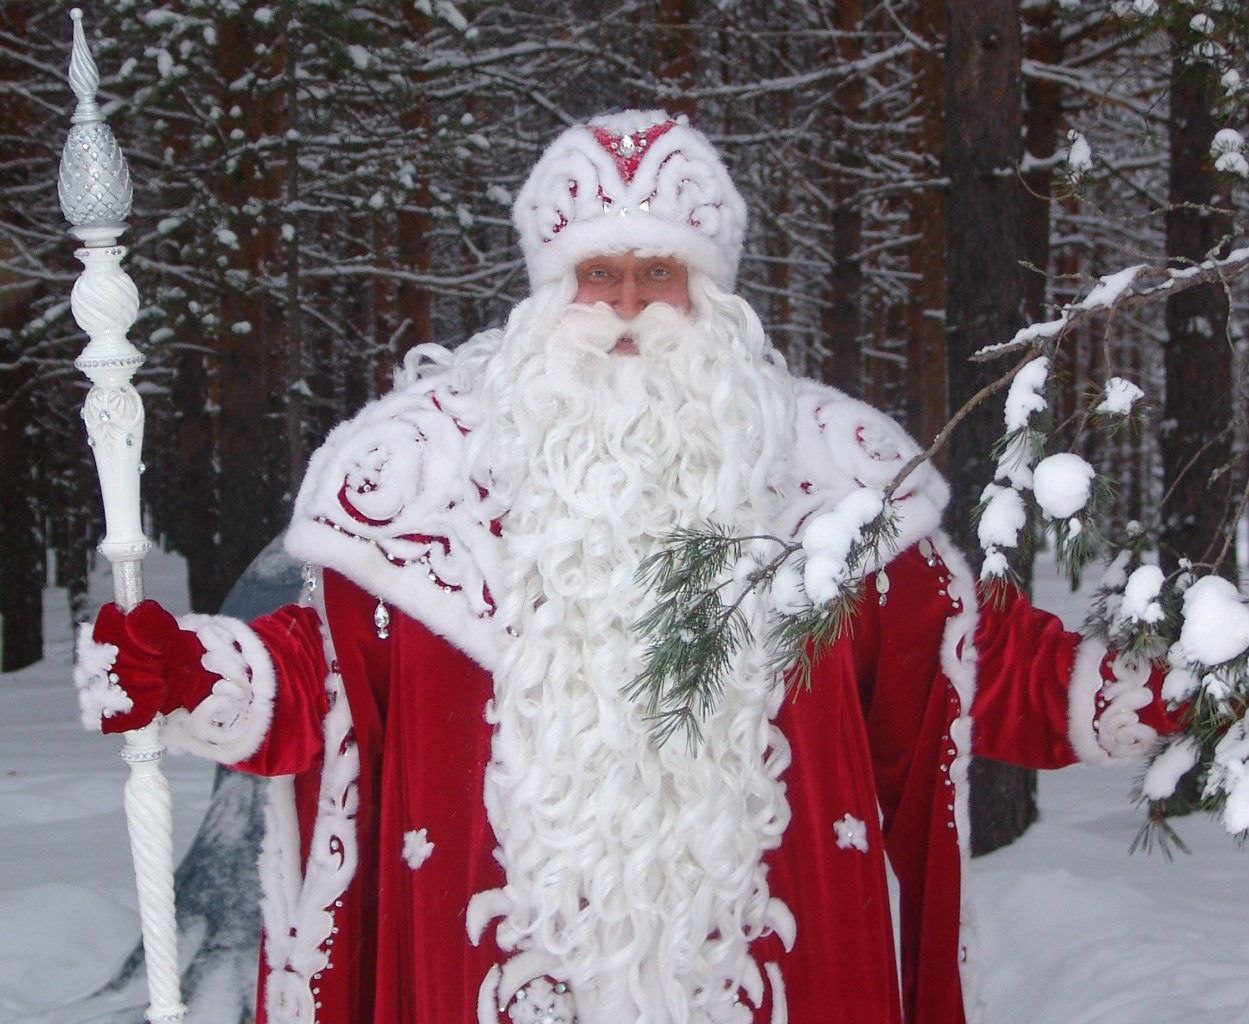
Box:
[402,828,434,870]
[833,813,869,853]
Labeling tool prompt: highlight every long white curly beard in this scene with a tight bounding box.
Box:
[457,282,800,1024]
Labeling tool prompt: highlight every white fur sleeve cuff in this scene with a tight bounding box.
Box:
[1067,637,1158,765]
[72,624,132,731]
[160,613,277,764]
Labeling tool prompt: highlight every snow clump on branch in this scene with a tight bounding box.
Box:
[978,485,1027,559]
[1033,452,1095,521]
[1110,0,1158,17]
[1115,564,1166,630]
[1211,128,1248,179]
[1005,357,1050,432]
[1176,576,1249,669]
[979,357,1050,579]
[1208,718,1249,835]
[800,488,885,606]
[1065,129,1093,182]
[1141,736,1200,801]
[1097,376,1145,416]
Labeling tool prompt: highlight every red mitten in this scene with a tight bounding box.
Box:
[82,601,211,734]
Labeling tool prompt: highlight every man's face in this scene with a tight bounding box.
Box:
[572,253,691,354]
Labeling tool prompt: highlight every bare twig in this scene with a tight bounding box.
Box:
[1211,473,1249,577]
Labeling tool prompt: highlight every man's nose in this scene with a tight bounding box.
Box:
[613,275,645,319]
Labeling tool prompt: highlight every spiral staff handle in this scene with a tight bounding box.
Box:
[58,10,186,1022]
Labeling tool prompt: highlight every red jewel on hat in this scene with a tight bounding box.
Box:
[589,120,677,184]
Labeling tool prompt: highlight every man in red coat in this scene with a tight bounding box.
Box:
[75,111,1175,1024]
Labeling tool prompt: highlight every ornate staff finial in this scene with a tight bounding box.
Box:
[68,8,102,124]
[58,7,132,240]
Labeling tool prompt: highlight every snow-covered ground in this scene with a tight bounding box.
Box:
[0,552,1244,1023]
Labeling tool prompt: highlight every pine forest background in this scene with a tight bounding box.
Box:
[3,0,1248,858]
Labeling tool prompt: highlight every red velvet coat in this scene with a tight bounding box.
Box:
[217,549,1171,1024]
[78,378,1173,1024]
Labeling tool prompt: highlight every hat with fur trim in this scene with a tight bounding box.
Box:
[512,110,748,294]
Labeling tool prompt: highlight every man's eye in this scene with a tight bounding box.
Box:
[648,266,671,279]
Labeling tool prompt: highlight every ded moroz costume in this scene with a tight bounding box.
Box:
[75,111,1176,1024]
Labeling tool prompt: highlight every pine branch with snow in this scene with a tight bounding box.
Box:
[629,501,899,746]
[1088,555,1249,846]
[628,526,794,746]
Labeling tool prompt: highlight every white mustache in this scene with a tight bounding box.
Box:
[558,301,690,356]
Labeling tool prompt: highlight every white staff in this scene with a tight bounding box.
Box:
[58,10,186,1023]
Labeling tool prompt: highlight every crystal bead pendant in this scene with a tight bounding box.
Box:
[373,599,390,640]
[300,563,318,605]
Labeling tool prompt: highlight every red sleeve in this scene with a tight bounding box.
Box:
[968,584,1082,768]
[971,582,1180,768]
[227,604,329,777]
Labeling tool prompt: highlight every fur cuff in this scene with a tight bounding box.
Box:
[160,614,276,764]
[72,623,132,731]
[1068,638,1158,765]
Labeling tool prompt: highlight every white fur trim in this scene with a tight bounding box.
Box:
[284,382,507,672]
[72,624,131,731]
[1067,638,1110,764]
[781,380,950,565]
[930,533,983,1024]
[258,775,301,967]
[258,575,361,1024]
[476,964,503,1024]
[1067,637,1159,765]
[513,110,747,293]
[765,897,797,953]
[158,614,276,764]
[765,961,788,1024]
[466,887,509,946]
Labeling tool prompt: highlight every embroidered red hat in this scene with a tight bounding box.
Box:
[512,110,748,294]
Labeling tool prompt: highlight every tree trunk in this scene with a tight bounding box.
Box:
[282,11,307,495]
[0,1,44,670]
[1161,34,1236,576]
[0,363,43,671]
[1020,3,1062,323]
[657,0,697,121]
[765,29,792,358]
[944,0,1038,856]
[903,0,949,449]
[821,0,865,395]
[396,6,434,361]
[199,8,289,613]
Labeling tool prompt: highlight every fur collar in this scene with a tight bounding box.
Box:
[284,375,949,669]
